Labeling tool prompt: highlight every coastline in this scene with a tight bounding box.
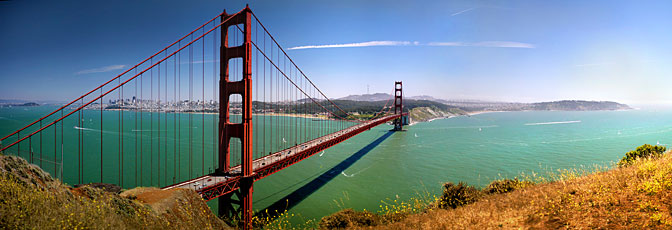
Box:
[409,108,633,126]
[409,110,506,126]
[100,108,330,120]
[466,110,507,116]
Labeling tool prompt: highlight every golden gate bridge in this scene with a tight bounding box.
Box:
[0,6,406,228]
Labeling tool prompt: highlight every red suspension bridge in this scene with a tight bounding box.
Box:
[0,6,406,228]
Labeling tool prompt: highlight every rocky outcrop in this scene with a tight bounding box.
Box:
[409,106,466,124]
[0,155,230,229]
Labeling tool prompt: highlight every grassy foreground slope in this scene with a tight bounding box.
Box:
[376,151,672,229]
[0,155,229,229]
[317,145,671,229]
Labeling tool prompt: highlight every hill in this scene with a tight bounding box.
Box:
[319,145,672,229]
[330,99,466,122]
[337,93,631,112]
[0,102,39,107]
[339,93,391,102]
[528,100,631,111]
[0,154,229,229]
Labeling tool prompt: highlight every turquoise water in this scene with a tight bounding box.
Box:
[250,109,672,224]
[0,106,352,189]
[2,107,672,224]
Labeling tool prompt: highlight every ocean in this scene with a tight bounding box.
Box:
[2,106,671,224]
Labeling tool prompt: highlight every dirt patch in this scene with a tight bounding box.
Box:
[122,187,203,217]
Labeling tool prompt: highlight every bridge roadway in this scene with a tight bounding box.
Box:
[162,114,403,201]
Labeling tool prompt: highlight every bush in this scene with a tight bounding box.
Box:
[484,178,533,194]
[319,209,379,229]
[438,182,482,209]
[618,144,666,167]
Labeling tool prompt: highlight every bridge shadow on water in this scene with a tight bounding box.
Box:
[255,130,395,220]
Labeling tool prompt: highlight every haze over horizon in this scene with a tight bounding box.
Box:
[2,0,672,105]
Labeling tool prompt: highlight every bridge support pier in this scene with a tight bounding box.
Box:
[217,6,254,229]
[393,81,404,131]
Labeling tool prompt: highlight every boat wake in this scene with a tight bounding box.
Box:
[74,126,96,131]
[419,125,499,130]
[341,166,372,178]
[541,127,672,144]
[525,120,581,126]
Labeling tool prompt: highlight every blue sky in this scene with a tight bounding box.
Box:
[1,0,671,104]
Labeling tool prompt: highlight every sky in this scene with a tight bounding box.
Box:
[1,0,671,105]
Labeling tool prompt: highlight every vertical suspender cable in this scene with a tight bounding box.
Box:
[189,34,193,178]
[202,27,206,176]
[158,57,161,186]
[164,50,168,185]
[140,71,144,186]
[178,41,182,182]
[150,59,154,186]
[135,68,138,187]
[173,52,177,183]
[100,88,103,183]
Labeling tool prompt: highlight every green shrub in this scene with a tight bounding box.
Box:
[438,182,482,209]
[618,144,666,167]
[484,178,533,194]
[319,209,379,229]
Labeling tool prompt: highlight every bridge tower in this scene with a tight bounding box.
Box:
[393,81,404,131]
[217,6,254,228]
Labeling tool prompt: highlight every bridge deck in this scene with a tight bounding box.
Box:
[162,114,402,201]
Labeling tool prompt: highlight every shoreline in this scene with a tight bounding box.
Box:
[466,110,507,116]
[100,109,331,120]
[409,110,506,126]
[409,108,633,126]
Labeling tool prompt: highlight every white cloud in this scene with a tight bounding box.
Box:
[76,64,126,75]
[451,7,476,16]
[287,41,414,50]
[427,42,466,47]
[288,41,535,51]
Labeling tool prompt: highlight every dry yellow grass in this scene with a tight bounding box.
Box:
[0,155,230,229]
[371,152,672,229]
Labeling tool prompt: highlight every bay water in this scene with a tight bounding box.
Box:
[2,106,671,224]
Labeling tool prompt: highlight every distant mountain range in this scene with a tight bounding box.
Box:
[338,93,498,104]
[338,93,450,102]
[337,93,631,111]
[0,102,39,108]
[0,99,64,105]
[338,93,392,102]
